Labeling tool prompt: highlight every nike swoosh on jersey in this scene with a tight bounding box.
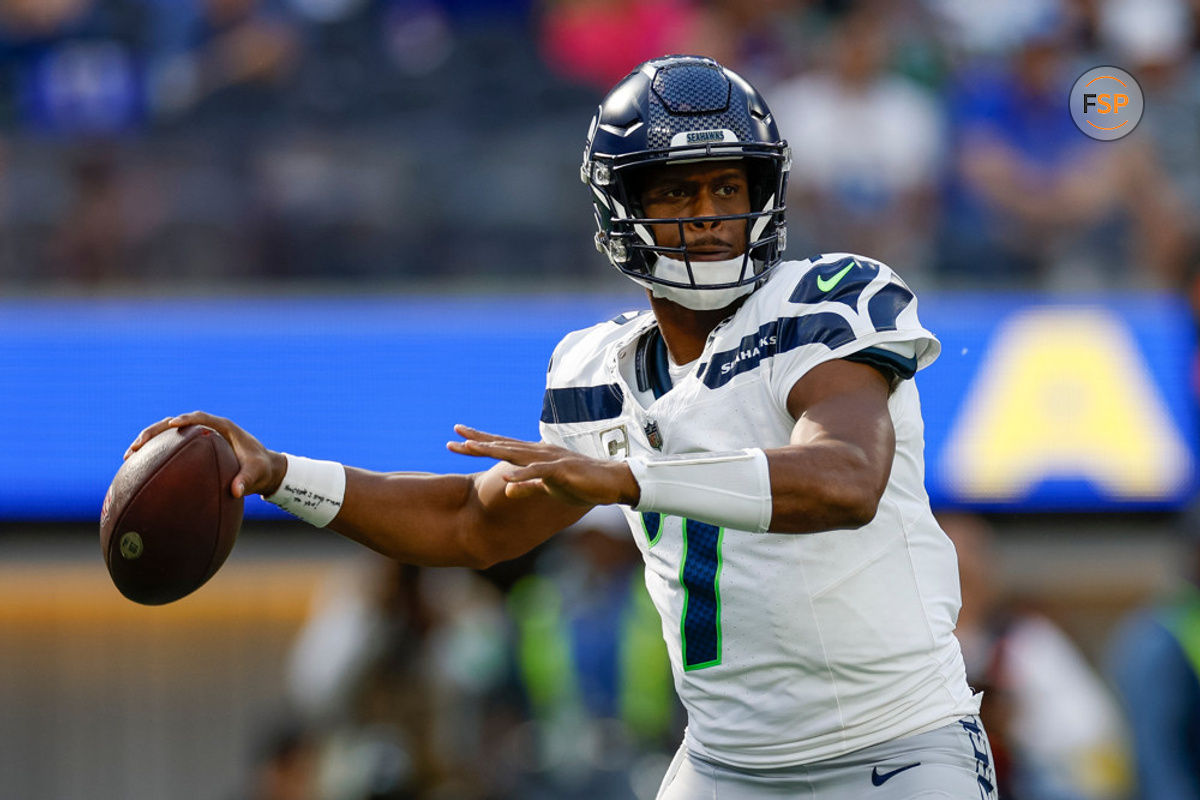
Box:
[871,762,921,786]
[816,261,856,292]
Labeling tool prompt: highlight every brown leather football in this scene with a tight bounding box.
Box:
[100,425,243,605]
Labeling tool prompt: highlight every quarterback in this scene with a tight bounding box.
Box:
[128,56,996,798]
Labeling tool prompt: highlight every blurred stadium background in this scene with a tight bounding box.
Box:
[2,0,1199,798]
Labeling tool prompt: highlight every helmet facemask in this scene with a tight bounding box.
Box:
[588,150,789,310]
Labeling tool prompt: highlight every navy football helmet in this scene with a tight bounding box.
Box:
[581,55,790,298]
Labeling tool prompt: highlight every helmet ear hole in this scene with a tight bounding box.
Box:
[745,159,779,213]
[620,165,654,218]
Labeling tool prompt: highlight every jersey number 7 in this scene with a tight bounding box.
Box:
[641,512,724,670]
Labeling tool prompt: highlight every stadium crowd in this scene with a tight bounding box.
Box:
[0,0,1195,295]
[7,0,1200,798]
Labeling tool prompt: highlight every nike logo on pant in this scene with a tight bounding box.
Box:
[871,762,921,786]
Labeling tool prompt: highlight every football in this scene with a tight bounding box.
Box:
[100,425,244,605]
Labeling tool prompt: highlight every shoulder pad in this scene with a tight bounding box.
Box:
[788,254,914,332]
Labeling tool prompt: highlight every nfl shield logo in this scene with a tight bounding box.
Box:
[644,421,663,450]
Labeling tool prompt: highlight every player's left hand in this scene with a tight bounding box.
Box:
[448,425,640,507]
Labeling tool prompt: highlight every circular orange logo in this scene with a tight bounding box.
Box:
[1069,66,1143,141]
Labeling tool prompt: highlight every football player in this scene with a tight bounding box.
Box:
[128,56,996,799]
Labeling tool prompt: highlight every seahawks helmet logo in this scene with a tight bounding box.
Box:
[685,129,729,144]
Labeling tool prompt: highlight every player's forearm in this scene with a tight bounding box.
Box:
[765,439,891,533]
[328,468,499,569]
[626,441,888,535]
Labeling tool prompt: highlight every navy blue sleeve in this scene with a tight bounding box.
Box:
[844,346,919,383]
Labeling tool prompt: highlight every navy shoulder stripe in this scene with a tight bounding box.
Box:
[867,283,914,332]
[789,256,880,308]
[699,312,855,389]
[541,384,624,424]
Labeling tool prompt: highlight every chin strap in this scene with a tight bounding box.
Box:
[635,254,757,311]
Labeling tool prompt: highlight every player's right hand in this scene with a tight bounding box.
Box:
[125,411,286,499]
[449,424,640,507]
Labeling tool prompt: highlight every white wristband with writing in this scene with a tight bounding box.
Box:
[626,448,772,533]
[265,453,346,528]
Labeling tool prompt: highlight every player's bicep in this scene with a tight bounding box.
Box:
[785,359,895,474]
[761,360,896,531]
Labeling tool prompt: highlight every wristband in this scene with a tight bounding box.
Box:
[627,448,772,532]
[266,454,346,527]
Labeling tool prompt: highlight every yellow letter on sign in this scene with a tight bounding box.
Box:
[941,307,1192,501]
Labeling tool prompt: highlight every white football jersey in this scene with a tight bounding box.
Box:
[539,254,980,768]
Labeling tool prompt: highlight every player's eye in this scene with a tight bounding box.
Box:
[644,187,688,211]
